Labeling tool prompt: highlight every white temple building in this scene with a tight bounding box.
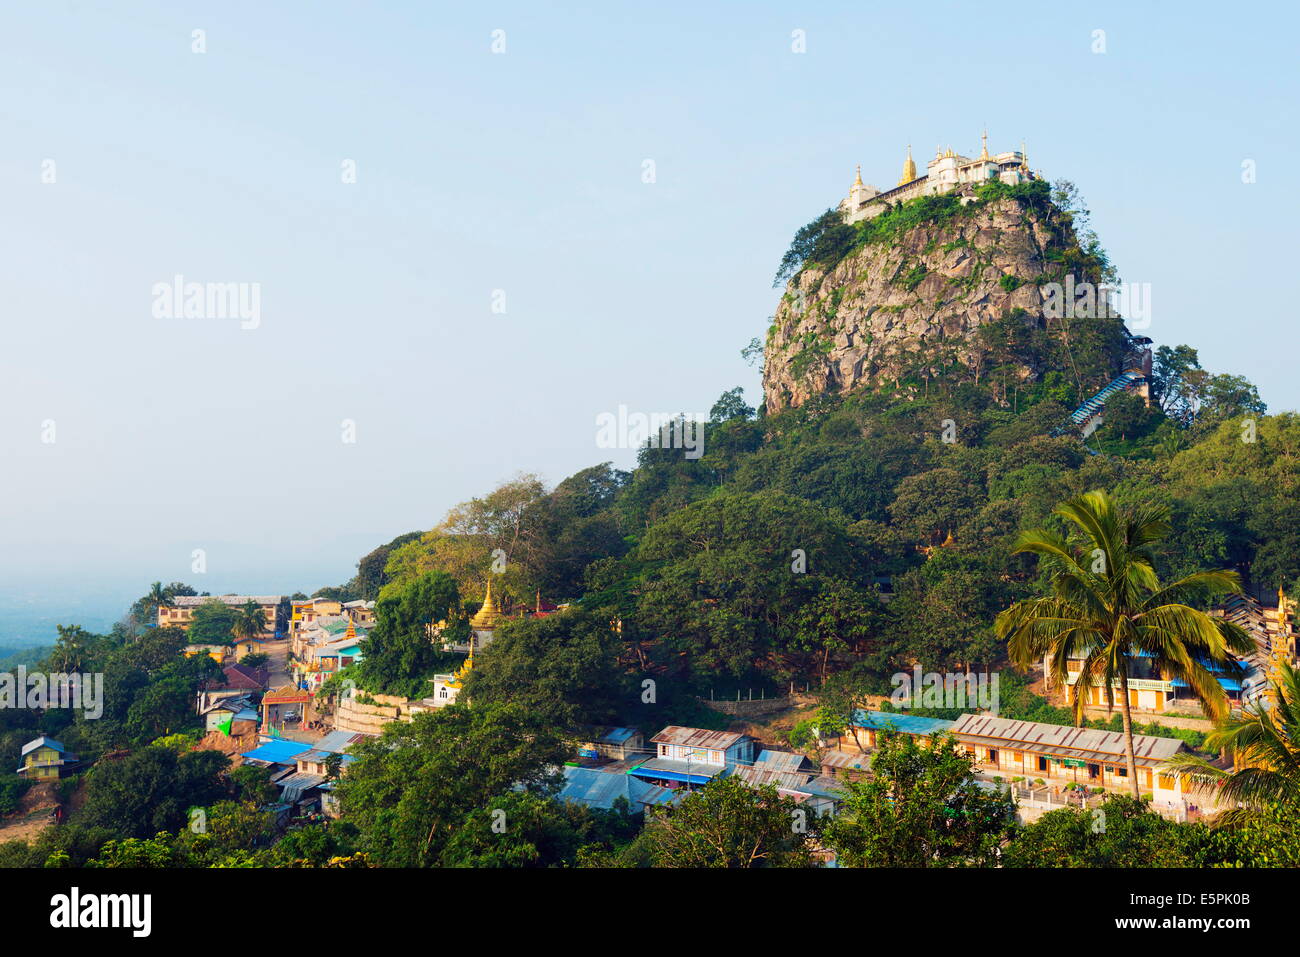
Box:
[840,133,1038,224]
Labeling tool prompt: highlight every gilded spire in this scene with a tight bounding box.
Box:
[853,164,863,187]
[344,620,356,641]
[897,145,916,186]
[448,634,474,689]
[469,578,502,631]
[980,129,990,161]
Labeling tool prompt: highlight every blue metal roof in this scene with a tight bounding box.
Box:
[557,766,679,811]
[599,727,638,744]
[240,740,312,764]
[1170,676,1243,691]
[629,757,725,785]
[852,710,957,736]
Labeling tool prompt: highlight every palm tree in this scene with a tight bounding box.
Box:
[995,490,1252,797]
[1160,662,1300,824]
[142,581,170,622]
[232,600,268,647]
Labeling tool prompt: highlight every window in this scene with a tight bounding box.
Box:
[987,749,998,763]
[1038,756,1048,772]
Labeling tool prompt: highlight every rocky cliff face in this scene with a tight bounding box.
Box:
[762,194,1110,413]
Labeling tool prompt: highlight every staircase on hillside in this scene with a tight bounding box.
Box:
[1051,370,1146,438]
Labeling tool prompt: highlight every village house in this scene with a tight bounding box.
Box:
[160,594,287,637]
[16,736,79,780]
[241,729,373,817]
[341,599,376,626]
[201,694,260,735]
[555,765,680,815]
[950,713,1194,809]
[628,726,756,788]
[818,749,872,782]
[1050,591,1294,717]
[294,620,366,690]
[238,738,313,793]
[184,643,232,664]
[731,763,845,817]
[576,727,645,762]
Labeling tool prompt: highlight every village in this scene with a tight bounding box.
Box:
[16,582,1284,849]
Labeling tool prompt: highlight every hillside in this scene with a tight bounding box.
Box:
[763,181,1128,414]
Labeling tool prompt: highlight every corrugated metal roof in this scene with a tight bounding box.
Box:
[852,710,957,736]
[630,757,726,782]
[754,750,812,773]
[731,766,812,791]
[276,772,325,803]
[557,766,680,812]
[819,749,872,771]
[20,736,66,757]
[173,595,284,606]
[312,730,371,754]
[950,714,1186,764]
[650,725,747,750]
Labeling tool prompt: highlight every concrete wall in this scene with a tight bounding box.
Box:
[333,692,414,735]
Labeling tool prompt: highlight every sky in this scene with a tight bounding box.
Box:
[1,0,1296,642]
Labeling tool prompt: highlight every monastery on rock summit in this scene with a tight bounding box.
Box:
[840,132,1038,224]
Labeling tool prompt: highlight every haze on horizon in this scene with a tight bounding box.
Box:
[3,1,1296,643]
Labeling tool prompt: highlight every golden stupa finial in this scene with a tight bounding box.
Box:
[344,620,356,641]
[853,164,863,187]
[469,577,502,631]
[980,129,990,161]
[1021,139,1028,169]
[897,145,916,186]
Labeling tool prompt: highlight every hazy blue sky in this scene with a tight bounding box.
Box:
[2,1,1296,640]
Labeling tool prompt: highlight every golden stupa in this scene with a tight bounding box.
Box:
[469,578,502,631]
[897,145,917,186]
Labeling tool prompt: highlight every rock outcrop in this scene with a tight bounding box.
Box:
[762,194,1111,413]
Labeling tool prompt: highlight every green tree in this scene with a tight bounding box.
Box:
[642,776,817,868]
[334,703,567,867]
[632,489,864,681]
[187,599,241,646]
[773,208,855,286]
[462,605,628,727]
[996,490,1252,797]
[77,744,229,839]
[1003,795,1206,867]
[821,730,1013,867]
[353,570,462,698]
[231,600,267,646]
